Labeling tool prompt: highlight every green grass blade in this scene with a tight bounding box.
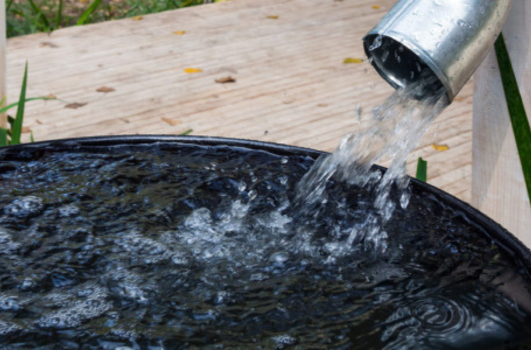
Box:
[0,128,8,147]
[415,157,427,182]
[30,131,35,143]
[180,129,193,136]
[28,0,51,31]
[76,0,103,26]
[10,62,29,145]
[0,97,57,115]
[56,0,63,29]
[6,0,14,12]
[494,34,531,204]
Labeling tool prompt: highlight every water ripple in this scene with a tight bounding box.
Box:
[382,295,473,349]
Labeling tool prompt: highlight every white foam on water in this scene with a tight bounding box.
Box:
[5,196,44,218]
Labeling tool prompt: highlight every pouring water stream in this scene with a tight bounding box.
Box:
[295,72,448,252]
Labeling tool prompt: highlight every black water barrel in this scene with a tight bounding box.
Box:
[0,135,530,349]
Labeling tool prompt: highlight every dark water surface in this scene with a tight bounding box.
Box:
[0,142,530,349]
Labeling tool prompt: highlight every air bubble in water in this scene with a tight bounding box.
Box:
[270,252,289,265]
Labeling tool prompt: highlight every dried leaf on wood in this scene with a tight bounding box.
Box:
[132,16,143,21]
[184,68,202,74]
[173,31,186,35]
[266,15,279,19]
[65,102,87,109]
[45,93,57,99]
[343,57,364,64]
[215,76,236,84]
[162,118,182,126]
[372,5,381,9]
[431,143,449,151]
[40,42,59,48]
[21,126,32,133]
[96,86,115,93]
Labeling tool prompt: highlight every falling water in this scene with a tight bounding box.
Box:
[295,73,449,252]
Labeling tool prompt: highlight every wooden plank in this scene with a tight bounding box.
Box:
[472,0,531,248]
[0,0,6,128]
[4,0,473,204]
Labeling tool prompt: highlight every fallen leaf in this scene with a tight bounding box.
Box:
[21,126,31,133]
[372,5,381,9]
[132,16,143,21]
[343,57,364,64]
[65,102,87,109]
[40,42,58,48]
[184,68,202,74]
[36,120,43,125]
[215,76,236,84]
[162,117,182,126]
[45,93,57,99]
[431,143,449,151]
[172,31,186,35]
[267,15,279,19]
[96,86,115,93]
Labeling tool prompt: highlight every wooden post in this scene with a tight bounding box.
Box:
[472,0,531,248]
[0,0,6,128]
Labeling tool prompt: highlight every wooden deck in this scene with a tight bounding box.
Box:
[5,0,472,202]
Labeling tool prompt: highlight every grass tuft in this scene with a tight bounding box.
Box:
[415,157,427,182]
[7,0,207,38]
[494,34,531,204]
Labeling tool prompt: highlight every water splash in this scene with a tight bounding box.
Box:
[295,74,448,252]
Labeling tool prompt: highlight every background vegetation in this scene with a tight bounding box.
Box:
[6,0,209,38]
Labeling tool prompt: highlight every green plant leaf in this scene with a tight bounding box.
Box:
[494,34,531,204]
[180,129,193,136]
[56,0,63,29]
[0,128,8,147]
[28,0,51,32]
[10,62,29,145]
[415,157,427,182]
[30,131,35,143]
[6,0,14,12]
[0,97,57,115]
[76,0,103,26]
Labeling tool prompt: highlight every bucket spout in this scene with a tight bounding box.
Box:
[363,0,513,102]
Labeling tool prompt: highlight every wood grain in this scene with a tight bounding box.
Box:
[472,0,531,248]
[5,0,472,205]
